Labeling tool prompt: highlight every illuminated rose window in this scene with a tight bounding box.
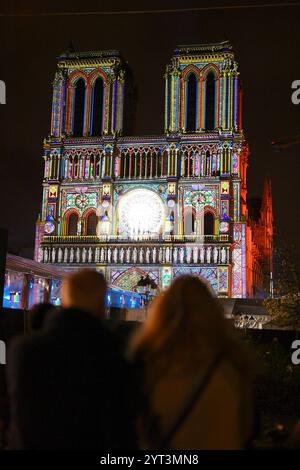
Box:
[118,188,165,237]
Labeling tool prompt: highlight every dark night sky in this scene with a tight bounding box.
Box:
[0,0,299,258]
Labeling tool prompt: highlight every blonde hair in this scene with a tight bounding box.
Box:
[131,275,254,381]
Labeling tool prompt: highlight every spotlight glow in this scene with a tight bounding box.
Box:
[118,188,165,237]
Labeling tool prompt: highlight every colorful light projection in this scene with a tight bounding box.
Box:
[232,223,247,298]
[161,266,172,290]
[173,267,218,294]
[218,266,228,293]
[111,268,159,292]
[37,43,265,298]
[65,191,97,211]
[118,188,165,237]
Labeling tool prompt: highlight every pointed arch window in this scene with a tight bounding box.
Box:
[125,154,130,178]
[205,150,211,176]
[146,152,151,178]
[131,153,137,178]
[68,157,73,178]
[91,77,104,136]
[152,153,157,177]
[204,212,214,235]
[186,74,197,132]
[73,155,79,178]
[95,154,101,178]
[157,152,162,177]
[73,79,86,136]
[205,72,216,130]
[86,212,98,235]
[67,213,78,236]
[89,155,95,178]
[141,152,146,178]
[184,153,189,177]
[162,150,168,176]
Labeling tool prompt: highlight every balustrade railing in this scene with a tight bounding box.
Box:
[41,242,231,265]
[43,234,229,244]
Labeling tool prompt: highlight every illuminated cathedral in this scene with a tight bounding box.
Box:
[35,41,273,298]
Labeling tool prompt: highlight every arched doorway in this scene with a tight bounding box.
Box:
[112,268,158,292]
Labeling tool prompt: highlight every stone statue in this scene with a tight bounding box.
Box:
[63,247,68,263]
[133,247,137,263]
[186,246,191,264]
[221,246,226,263]
[213,246,218,264]
[76,247,80,263]
[126,247,131,263]
[139,248,144,264]
[113,247,118,263]
[179,247,184,264]
[173,246,178,263]
[70,247,74,263]
[206,246,212,263]
[120,247,124,264]
[152,246,157,263]
[193,246,198,264]
[200,246,205,263]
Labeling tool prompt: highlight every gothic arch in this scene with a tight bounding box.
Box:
[186,73,198,132]
[88,68,108,87]
[63,209,80,236]
[68,70,88,86]
[112,267,149,291]
[180,66,201,132]
[201,64,220,80]
[204,71,217,130]
[91,76,104,136]
[73,78,86,136]
[204,210,215,235]
[203,205,217,220]
[201,66,220,130]
[73,154,80,178]
[83,208,98,236]
[182,64,201,80]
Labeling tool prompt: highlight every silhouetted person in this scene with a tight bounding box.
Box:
[131,275,255,450]
[27,303,55,331]
[7,269,140,449]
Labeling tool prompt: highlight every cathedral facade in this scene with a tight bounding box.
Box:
[35,41,272,298]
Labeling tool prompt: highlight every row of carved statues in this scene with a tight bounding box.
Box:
[41,244,230,265]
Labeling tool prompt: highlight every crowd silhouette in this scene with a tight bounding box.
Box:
[0,269,265,449]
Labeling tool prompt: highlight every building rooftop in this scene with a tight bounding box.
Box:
[174,40,232,55]
[59,49,121,60]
